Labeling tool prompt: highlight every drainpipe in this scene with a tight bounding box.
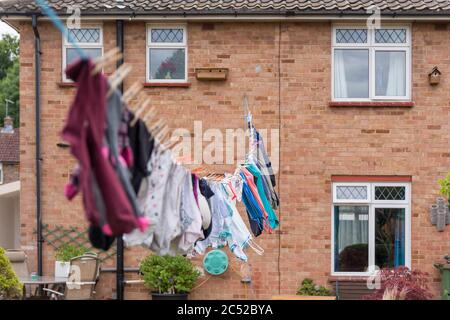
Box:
[115,19,125,301]
[32,14,43,277]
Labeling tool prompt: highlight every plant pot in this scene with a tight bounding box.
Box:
[54,261,70,278]
[151,293,189,300]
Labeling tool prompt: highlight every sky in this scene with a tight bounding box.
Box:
[0,20,19,37]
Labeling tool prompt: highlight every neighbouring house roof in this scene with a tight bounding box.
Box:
[1,0,450,16]
[0,129,19,163]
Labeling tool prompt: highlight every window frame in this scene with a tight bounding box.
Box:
[0,163,3,184]
[331,182,411,277]
[331,24,411,102]
[62,23,104,82]
[332,182,371,203]
[146,24,188,83]
[372,182,410,204]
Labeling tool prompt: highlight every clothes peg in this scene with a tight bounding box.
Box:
[148,118,165,135]
[107,63,133,96]
[122,81,143,105]
[165,137,180,151]
[130,99,152,127]
[142,106,158,124]
[155,125,169,143]
[92,47,122,75]
[152,122,168,141]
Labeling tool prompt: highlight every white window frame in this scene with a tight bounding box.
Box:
[0,163,3,184]
[331,182,411,277]
[372,182,410,204]
[146,24,188,83]
[333,182,371,203]
[62,23,104,82]
[331,24,411,102]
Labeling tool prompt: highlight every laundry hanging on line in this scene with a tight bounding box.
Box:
[61,57,280,261]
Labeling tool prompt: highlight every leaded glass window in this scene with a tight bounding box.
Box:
[336,29,367,44]
[67,28,101,44]
[375,29,407,44]
[336,185,368,200]
[375,186,406,201]
[151,29,184,43]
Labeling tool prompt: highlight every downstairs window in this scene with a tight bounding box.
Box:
[332,182,411,275]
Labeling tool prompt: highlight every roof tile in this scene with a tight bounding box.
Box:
[1,0,450,15]
[0,129,19,163]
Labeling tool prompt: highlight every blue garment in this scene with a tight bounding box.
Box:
[246,163,279,230]
[254,129,280,209]
[240,172,264,236]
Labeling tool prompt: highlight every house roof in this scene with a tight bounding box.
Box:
[1,0,450,16]
[0,129,19,163]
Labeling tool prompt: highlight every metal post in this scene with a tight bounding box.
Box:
[115,19,125,301]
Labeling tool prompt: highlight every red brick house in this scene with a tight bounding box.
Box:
[1,0,450,299]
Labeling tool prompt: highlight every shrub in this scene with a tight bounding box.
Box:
[297,278,332,296]
[55,244,88,262]
[0,247,23,299]
[439,172,450,198]
[140,255,200,294]
[363,267,433,300]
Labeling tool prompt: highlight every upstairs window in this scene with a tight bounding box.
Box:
[62,25,103,82]
[332,26,411,101]
[332,182,411,275]
[147,25,187,83]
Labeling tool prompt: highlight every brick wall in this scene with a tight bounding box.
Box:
[17,20,450,299]
[2,162,19,184]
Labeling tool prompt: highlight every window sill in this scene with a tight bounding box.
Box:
[58,82,77,88]
[329,101,414,108]
[143,82,191,88]
[328,275,370,282]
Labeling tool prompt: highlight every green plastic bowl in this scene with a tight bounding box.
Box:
[203,249,229,275]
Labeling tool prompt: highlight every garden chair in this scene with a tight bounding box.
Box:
[5,249,38,298]
[43,252,101,300]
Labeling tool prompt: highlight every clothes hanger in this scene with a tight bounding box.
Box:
[107,63,133,97]
[192,166,209,176]
[92,47,123,76]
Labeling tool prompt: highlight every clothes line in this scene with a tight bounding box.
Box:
[61,56,279,261]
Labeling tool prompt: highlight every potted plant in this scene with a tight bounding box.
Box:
[0,247,23,300]
[439,172,450,209]
[296,278,334,299]
[140,255,200,300]
[54,244,88,278]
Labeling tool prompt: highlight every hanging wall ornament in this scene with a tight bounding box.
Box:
[203,249,229,275]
